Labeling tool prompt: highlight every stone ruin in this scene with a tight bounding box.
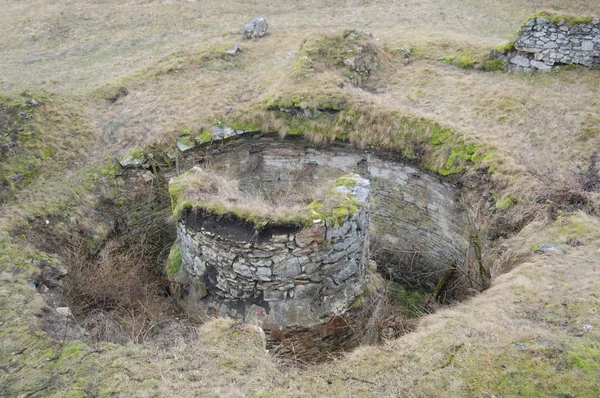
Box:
[160,127,474,352]
[167,167,383,343]
[491,13,600,72]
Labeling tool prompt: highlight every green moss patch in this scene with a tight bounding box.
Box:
[442,48,488,70]
[495,195,516,211]
[196,129,215,144]
[119,148,146,166]
[484,59,505,71]
[167,243,182,277]
[524,11,595,27]
[494,41,516,55]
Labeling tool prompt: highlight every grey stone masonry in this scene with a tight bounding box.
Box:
[171,174,372,330]
[491,15,600,73]
[180,134,470,292]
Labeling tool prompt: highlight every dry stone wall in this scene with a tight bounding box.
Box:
[172,173,372,331]
[492,15,600,72]
[194,135,471,290]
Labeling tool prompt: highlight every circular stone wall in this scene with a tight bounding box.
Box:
[199,134,471,290]
[168,170,375,334]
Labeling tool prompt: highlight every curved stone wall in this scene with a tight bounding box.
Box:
[170,171,372,331]
[195,135,471,290]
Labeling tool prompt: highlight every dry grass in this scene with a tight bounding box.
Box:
[2,0,600,396]
[176,168,322,218]
[172,167,342,227]
[59,236,171,343]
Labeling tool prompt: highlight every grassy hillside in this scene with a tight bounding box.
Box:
[1,0,599,396]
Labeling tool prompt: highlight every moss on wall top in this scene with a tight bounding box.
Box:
[523,11,596,27]
[169,169,366,229]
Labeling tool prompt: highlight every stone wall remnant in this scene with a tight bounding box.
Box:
[168,169,374,334]
[199,135,471,290]
[491,13,600,73]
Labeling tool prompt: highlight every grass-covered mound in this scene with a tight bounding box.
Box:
[294,30,388,86]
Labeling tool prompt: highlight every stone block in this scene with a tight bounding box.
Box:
[273,256,303,278]
[232,258,253,277]
[271,234,288,243]
[295,223,326,247]
[252,258,273,268]
[510,55,531,67]
[263,290,287,302]
[316,248,348,264]
[530,60,552,72]
[332,259,359,284]
[256,267,272,277]
[302,262,320,275]
[332,234,360,252]
[193,257,207,277]
[292,245,316,256]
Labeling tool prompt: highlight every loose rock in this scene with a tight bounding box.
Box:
[241,17,268,39]
[226,43,243,55]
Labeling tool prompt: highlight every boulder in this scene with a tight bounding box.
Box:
[241,17,268,39]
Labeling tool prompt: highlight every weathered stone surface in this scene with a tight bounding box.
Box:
[56,307,72,317]
[232,258,253,277]
[119,153,145,168]
[177,140,195,152]
[530,59,552,72]
[189,135,470,290]
[295,222,326,247]
[493,16,600,73]
[263,290,286,301]
[241,17,268,39]
[534,243,565,254]
[171,172,372,330]
[510,55,531,67]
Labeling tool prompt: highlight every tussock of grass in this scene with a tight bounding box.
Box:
[169,168,364,228]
